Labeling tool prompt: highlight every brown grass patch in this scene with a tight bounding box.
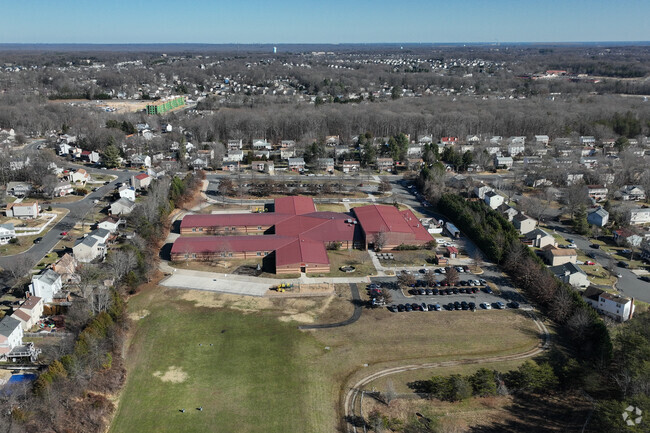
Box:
[152,366,188,383]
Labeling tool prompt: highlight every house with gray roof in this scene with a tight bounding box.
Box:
[524,228,556,249]
[29,269,63,303]
[551,263,589,288]
[73,235,106,263]
[0,316,24,360]
[110,198,136,216]
[587,207,609,227]
[0,223,15,245]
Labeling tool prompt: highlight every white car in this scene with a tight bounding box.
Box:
[567,243,577,249]
[480,302,492,310]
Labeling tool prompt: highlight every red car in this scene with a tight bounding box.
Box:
[60,231,68,236]
[585,261,595,265]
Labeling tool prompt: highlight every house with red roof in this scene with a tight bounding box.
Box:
[131,173,152,190]
[171,196,432,274]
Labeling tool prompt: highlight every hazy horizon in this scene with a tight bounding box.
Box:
[2,0,649,45]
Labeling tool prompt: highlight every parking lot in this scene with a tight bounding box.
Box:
[369,267,529,312]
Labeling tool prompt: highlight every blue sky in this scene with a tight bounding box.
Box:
[2,0,649,44]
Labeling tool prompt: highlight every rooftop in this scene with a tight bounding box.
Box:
[0,316,21,337]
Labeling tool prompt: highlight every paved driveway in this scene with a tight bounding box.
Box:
[160,272,272,297]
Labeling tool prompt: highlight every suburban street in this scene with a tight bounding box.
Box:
[0,161,133,274]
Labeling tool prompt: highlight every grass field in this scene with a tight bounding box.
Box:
[110,286,541,433]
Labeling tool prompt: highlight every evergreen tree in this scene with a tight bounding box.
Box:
[573,204,590,235]
[102,145,121,168]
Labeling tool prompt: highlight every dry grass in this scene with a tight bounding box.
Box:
[111,285,541,433]
[315,203,348,213]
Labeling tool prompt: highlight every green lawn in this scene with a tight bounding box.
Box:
[111,288,541,433]
[111,297,327,433]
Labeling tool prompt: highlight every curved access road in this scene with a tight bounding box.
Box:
[342,312,551,433]
[298,283,362,330]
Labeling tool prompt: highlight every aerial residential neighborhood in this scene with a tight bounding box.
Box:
[0,12,648,433]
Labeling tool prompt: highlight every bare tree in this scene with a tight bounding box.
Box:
[383,379,397,405]
[372,230,387,251]
[397,271,416,288]
[550,288,574,323]
[518,196,549,223]
[563,183,588,218]
[445,267,459,286]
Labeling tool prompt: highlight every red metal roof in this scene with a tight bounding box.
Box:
[134,173,150,180]
[352,205,414,234]
[180,213,292,229]
[275,238,329,266]
[400,209,434,242]
[274,196,315,215]
[171,235,294,255]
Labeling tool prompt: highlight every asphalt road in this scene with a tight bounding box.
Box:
[298,283,362,329]
[543,220,650,303]
[0,163,132,279]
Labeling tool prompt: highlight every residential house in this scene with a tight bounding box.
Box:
[465,135,481,144]
[341,161,360,173]
[489,136,503,145]
[542,246,577,266]
[252,139,272,150]
[191,157,209,170]
[280,147,296,159]
[524,228,556,249]
[317,158,335,173]
[534,135,550,146]
[513,213,537,235]
[253,150,270,159]
[582,287,634,322]
[334,145,350,158]
[551,263,589,288]
[227,139,243,150]
[29,269,62,303]
[523,156,542,166]
[497,204,519,222]
[418,135,434,144]
[288,157,306,172]
[118,185,136,201]
[58,142,73,156]
[130,154,152,168]
[0,223,16,245]
[73,229,110,263]
[109,198,136,216]
[280,140,296,148]
[9,155,30,171]
[407,145,423,157]
[586,185,608,202]
[80,150,100,164]
[494,156,513,169]
[474,185,493,200]
[12,296,44,331]
[484,191,505,210]
[629,208,650,225]
[325,135,340,146]
[566,173,584,185]
[52,253,79,283]
[579,136,596,146]
[617,185,646,202]
[376,158,394,172]
[251,161,267,172]
[224,149,244,162]
[6,202,39,219]
[69,169,90,185]
[440,137,458,146]
[507,142,525,156]
[161,123,173,133]
[6,182,32,197]
[587,207,609,227]
[131,173,152,190]
[223,161,240,172]
[53,182,73,197]
[97,217,122,233]
[0,316,24,361]
[613,229,643,247]
[407,158,424,170]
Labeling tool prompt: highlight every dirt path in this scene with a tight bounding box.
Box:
[342,312,551,433]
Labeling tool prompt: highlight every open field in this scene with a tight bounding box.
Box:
[311,249,376,277]
[111,285,541,433]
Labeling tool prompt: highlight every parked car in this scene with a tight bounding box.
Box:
[433,304,441,311]
[591,244,600,249]
[495,301,505,309]
[618,261,630,268]
[621,249,632,254]
[585,261,595,265]
[420,303,428,311]
[33,237,43,244]
[483,287,493,294]
[567,243,577,249]
[639,276,650,283]
[586,252,596,259]
[405,304,413,312]
[397,304,405,312]
[468,302,476,310]
[509,301,520,309]
[480,302,492,310]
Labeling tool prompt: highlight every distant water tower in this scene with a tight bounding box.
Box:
[273,46,277,54]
